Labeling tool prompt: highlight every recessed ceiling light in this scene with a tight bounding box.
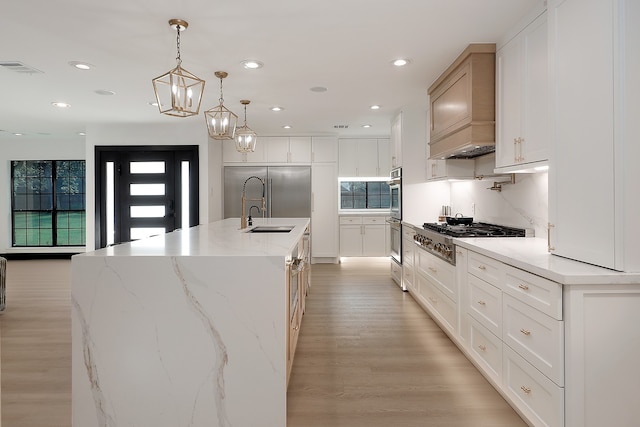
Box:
[310,86,327,93]
[13,133,23,136]
[283,125,292,129]
[241,59,263,69]
[77,132,86,136]
[370,105,381,110]
[51,102,71,108]
[148,101,159,107]
[391,58,410,67]
[95,89,116,96]
[271,106,283,112]
[362,124,372,128]
[68,61,94,70]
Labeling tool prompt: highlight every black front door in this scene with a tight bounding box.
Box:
[95,146,198,249]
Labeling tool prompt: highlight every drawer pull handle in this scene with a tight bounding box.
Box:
[477,300,486,306]
[428,267,437,273]
[478,344,487,352]
[428,297,438,304]
[518,284,530,291]
[520,328,531,336]
[478,265,487,270]
[520,386,531,394]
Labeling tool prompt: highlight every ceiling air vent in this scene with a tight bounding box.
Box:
[0,61,43,74]
[333,125,349,129]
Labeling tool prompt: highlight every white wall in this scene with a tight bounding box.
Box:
[0,138,85,253]
[403,181,450,226]
[86,121,214,250]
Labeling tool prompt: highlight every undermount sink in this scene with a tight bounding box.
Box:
[247,225,295,233]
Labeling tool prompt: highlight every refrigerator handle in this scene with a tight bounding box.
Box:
[268,178,273,217]
[311,192,314,213]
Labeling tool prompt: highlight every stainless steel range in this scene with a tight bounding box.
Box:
[414,222,532,265]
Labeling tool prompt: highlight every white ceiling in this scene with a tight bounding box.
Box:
[0,0,540,142]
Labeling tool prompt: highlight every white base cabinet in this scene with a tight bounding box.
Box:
[339,216,388,257]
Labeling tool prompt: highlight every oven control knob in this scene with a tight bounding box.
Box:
[425,238,433,247]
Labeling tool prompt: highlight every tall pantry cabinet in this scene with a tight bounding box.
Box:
[547,0,640,272]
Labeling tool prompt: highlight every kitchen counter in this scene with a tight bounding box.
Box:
[454,237,640,285]
[71,218,310,427]
[82,217,310,257]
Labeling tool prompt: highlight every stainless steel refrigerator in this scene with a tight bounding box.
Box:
[224,166,312,219]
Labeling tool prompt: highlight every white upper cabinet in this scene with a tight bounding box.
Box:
[338,138,389,177]
[377,138,391,177]
[224,137,310,164]
[222,139,266,163]
[311,136,338,163]
[495,11,549,172]
[265,136,311,163]
[426,159,475,181]
[548,0,639,271]
[390,112,403,168]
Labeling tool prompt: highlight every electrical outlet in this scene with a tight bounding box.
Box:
[471,203,475,215]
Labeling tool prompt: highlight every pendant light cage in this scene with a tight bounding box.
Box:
[152,19,205,117]
[235,100,257,153]
[205,71,238,140]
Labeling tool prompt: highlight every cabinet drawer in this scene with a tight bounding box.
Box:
[503,294,564,386]
[503,345,564,427]
[402,226,416,240]
[416,250,456,301]
[339,216,362,224]
[504,265,562,320]
[402,239,414,266]
[391,260,401,285]
[467,274,502,337]
[468,316,502,385]
[417,274,457,334]
[468,251,503,288]
[362,216,385,225]
[402,263,414,289]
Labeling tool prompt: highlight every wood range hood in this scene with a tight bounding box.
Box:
[427,44,496,159]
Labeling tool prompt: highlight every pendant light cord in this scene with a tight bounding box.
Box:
[175,26,182,65]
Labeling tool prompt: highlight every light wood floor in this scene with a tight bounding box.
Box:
[287,257,527,427]
[0,258,527,427]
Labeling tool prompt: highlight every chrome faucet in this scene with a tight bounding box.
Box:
[241,176,266,229]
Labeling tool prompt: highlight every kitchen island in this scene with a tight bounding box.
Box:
[71,217,310,427]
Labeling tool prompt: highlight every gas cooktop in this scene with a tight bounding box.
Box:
[422,222,530,238]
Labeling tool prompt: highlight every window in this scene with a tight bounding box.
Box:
[340,180,390,209]
[11,160,86,247]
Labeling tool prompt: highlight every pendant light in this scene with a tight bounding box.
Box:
[152,19,205,117]
[235,100,257,153]
[204,71,238,140]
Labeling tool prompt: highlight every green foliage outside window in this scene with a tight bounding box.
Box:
[11,160,86,247]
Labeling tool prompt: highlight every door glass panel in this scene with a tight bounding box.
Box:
[130,161,165,174]
[106,162,115,245]
[130,227,166,240]
[181,161,190,230]
[130,183,165,196]
[130,206,165,218]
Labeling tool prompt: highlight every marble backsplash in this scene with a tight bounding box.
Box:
[449,172,548,238]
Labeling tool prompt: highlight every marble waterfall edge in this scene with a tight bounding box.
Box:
[72,254,287,427]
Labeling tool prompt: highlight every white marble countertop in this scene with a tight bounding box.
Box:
[77,217,310,258]
[453,237,640,285]
[339,210,390,216]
